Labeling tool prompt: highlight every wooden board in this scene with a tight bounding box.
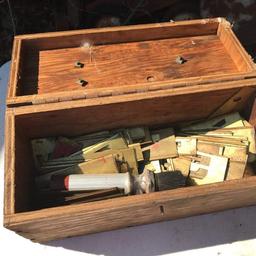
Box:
[4,177,256,242]
[22,35,239,95]
[14,88,243,138]
[6,18,256,107]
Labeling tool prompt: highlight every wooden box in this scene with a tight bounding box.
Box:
[4,18,256,242]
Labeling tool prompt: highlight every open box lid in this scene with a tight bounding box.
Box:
[7,18,256,107]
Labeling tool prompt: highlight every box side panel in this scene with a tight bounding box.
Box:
[14,88,242,138]
[4,110,15,215]
[4,110,37,215]
[218,20,256,72]
[4,177,256,242]
[7,38,21,99]
[19,19,219,50]
[209,87,256,117]
[14,123,36,212]
[249,98,256,127]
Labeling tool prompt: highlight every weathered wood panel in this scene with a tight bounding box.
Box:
[22,35,238,95]
[4,176,256,242]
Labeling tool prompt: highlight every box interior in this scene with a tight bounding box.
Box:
[13,20,252,98]
[12,87,256,213]
[20,35,238,96]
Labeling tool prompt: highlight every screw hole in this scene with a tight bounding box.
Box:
[176,56,187,64]
[74,61,85,68]
[76,79,88,87]
[233,97,242,102]
[147,75,155,82]
[160,205,165,215]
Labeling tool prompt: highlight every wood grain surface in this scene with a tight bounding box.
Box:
[4,176,256,242]
[21,35,238,95]
[15,88,240,138]
[5,18,256,110]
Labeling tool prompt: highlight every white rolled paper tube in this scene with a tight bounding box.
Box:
[64,173,132,195]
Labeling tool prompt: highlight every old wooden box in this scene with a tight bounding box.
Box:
[4,18,256,242]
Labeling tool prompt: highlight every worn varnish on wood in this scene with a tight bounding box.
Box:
[27,35,237,94]
[4,18,256,242]
[5,86,256,241]
[7,17,256,106]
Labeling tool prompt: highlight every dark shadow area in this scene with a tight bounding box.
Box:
[1,0,256,67]
[47,205,256,256]
[20,49,39,95]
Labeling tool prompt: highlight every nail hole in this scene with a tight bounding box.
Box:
[160,205,165,215]
[233,97,242,102]
[147,75,155,82]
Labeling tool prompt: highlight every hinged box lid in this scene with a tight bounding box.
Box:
[7,18,256,107]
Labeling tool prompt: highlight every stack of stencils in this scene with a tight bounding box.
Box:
[160,112,255,185]
[181,112,256,184]
[31,112,256,208]
[32,127,150,208]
